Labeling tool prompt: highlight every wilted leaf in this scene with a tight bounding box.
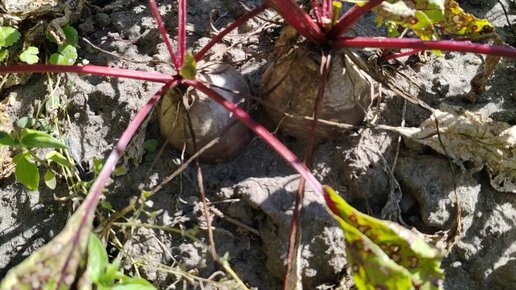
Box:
[323,186,443,290]
[372,0,494,40]
[382,106,516,193]
[45,94,60,112]
[21,128,67,149]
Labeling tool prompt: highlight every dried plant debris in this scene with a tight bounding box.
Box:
[0,0,81,20]
[381,105,516,193]
[0,97,13,180]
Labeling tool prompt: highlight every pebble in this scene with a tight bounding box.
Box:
[95,13,111,27]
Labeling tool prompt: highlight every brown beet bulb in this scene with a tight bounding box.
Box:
[260,27,373,140]
[159,63,250,163]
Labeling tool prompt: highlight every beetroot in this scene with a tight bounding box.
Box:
[261,27,373,139]
[159,63,250,162]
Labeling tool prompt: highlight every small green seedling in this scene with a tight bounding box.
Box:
[48,24,78,65]
[88,234,157,290]
[0,26,21,62]
[19,46,40,64]
[0,127,68,190]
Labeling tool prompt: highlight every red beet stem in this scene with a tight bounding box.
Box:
[56,79,178,288]
[148,0,180,71]
[311,0,323,27]
[266,0,326,45]
[334,37,516,58]
[178,0,187,66]
[382,48,425,61]
[195,4,267,62]
[328,0,385,39]
[186,79,324,197]
[0,64,174,83]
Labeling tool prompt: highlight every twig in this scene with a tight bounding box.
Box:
[283,50,331,290]
[185,109,250,290]
[210,206,261,237]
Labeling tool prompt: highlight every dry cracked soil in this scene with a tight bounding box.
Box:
[1,0,516,289]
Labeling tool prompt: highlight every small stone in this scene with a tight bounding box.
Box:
[78,18,95,35]
[95,13,111,27]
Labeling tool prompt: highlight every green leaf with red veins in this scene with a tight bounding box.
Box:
[323,186,444,290]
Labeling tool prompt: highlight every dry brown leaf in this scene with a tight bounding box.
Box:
[380,106,516,193]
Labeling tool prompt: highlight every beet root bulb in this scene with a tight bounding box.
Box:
[159,63,251,163]
[260,28,373,139]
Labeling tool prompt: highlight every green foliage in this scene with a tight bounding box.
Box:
[0,26,21,48]
[0,26,21,62]
[143,139,158,153]
[0,131,18,146]
[48,25,79,65]
[49,44,78,65]
[14,153,39,191]
[21,128,67,149]
[88,234,157,290]
[0,23,78,65]
[370,0,494,40]
[19,46,39,64]
[43,170,57,189]
[0,49,8,62]
[323,186,443,290]
[179,52,197,80]
[0,128,69,190]
[62,25,79,47]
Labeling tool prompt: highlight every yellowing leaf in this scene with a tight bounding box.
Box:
[373,0,494,41]
[46,151,73,167]
[179,53,197,80]
[323,186,444,290]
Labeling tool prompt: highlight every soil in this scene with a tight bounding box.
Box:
[1,0,516,289]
